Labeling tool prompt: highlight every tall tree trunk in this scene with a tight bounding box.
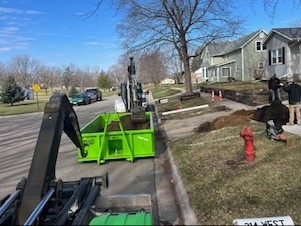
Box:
[183,58,192,94]
[181,40,193,95]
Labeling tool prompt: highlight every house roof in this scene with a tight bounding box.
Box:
[219,29,267,55]
[208,60,236,68]
[207,42,230,55]
[263,27,301,44]
[195,68,203,73]
[199,60,211,68]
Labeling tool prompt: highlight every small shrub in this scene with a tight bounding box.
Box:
[68,86,78,97]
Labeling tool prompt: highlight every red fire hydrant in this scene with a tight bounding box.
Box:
[240,126,255,162]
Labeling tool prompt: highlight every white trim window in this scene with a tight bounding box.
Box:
[272,48,283,64]
[222,67,231,77]
[256,41,266,51]
[258,62,264,69]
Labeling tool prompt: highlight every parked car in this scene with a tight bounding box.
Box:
[84,88,102,101]
[70,93,91,105]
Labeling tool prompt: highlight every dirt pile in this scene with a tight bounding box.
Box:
[107,115,150,131]
[193,110,254,133]
[253,101,289,125]
[193,102,289,133]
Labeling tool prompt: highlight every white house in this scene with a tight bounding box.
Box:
[194,67,208,83]
[161,78,176,85]
[263,27,301,80]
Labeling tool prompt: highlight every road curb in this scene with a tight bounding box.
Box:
[166,146,199,225]
[150,92,199,225]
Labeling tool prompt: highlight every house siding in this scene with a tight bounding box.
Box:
[290,43,301,79]
[161,78,175,85]
[218,62,236,82]
[197,30,268,82]
[242,33,268,81]
[227,49,242,80]
[212,56,224,65]
[265,33,291,78]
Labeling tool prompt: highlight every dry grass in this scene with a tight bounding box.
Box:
[150,86,182,99]
[170,121,301,225]
[155,95,208,112]
[0,100,48,115]
[156,95,229,120]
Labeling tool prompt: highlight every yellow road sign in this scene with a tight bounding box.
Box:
[32,84,40,92]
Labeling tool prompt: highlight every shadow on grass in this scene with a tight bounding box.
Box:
[0,100,46,116]
[1,101,38,107]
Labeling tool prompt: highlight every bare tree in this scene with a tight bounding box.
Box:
[165,51,184,84]
[291,19,301,27]
[111,53,135,84]
[260,0,301,18]
[107,64,126,86]
[138,51,168,85]
[0,62,8,85]
[111,0,243,94]
[61,65,75,91]
[38,66,61,95]
[75,67,95,91]
[9,55,42,88]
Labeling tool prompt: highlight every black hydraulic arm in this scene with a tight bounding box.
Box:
[128,57,135,110]
[15,94,87,225]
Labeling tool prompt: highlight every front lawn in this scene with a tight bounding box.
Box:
[171,122,301,224]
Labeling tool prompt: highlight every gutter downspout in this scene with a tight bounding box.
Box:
[241,48,244,81]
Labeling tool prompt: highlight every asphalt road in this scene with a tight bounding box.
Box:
[0,95,166,224]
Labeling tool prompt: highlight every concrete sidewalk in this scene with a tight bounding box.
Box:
[162,92,301,141]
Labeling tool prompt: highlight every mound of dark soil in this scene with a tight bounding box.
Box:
[193,102,289,133]
[193,109,253,133]
[253,101,289,125]
[193,121,213,133]
[212,114,250,129]
[230,109,254,118]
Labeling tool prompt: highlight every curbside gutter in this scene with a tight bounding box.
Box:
[149,92,199,225]
[166,146,199,225]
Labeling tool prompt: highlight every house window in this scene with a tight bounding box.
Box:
[222,67,230,77]
[202,68,208,78]
[258,62,264,69]
[256,41,266,51]
[256,42,261,51]
[271,48,283,64]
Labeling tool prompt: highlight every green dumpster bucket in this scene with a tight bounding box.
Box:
[89,212,153,225]
[77,112,155,164]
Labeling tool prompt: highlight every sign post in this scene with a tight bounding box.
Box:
[32,84,41,110]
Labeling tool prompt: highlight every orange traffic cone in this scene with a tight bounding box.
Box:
[211,90,215,101]
[219,90,223,101]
